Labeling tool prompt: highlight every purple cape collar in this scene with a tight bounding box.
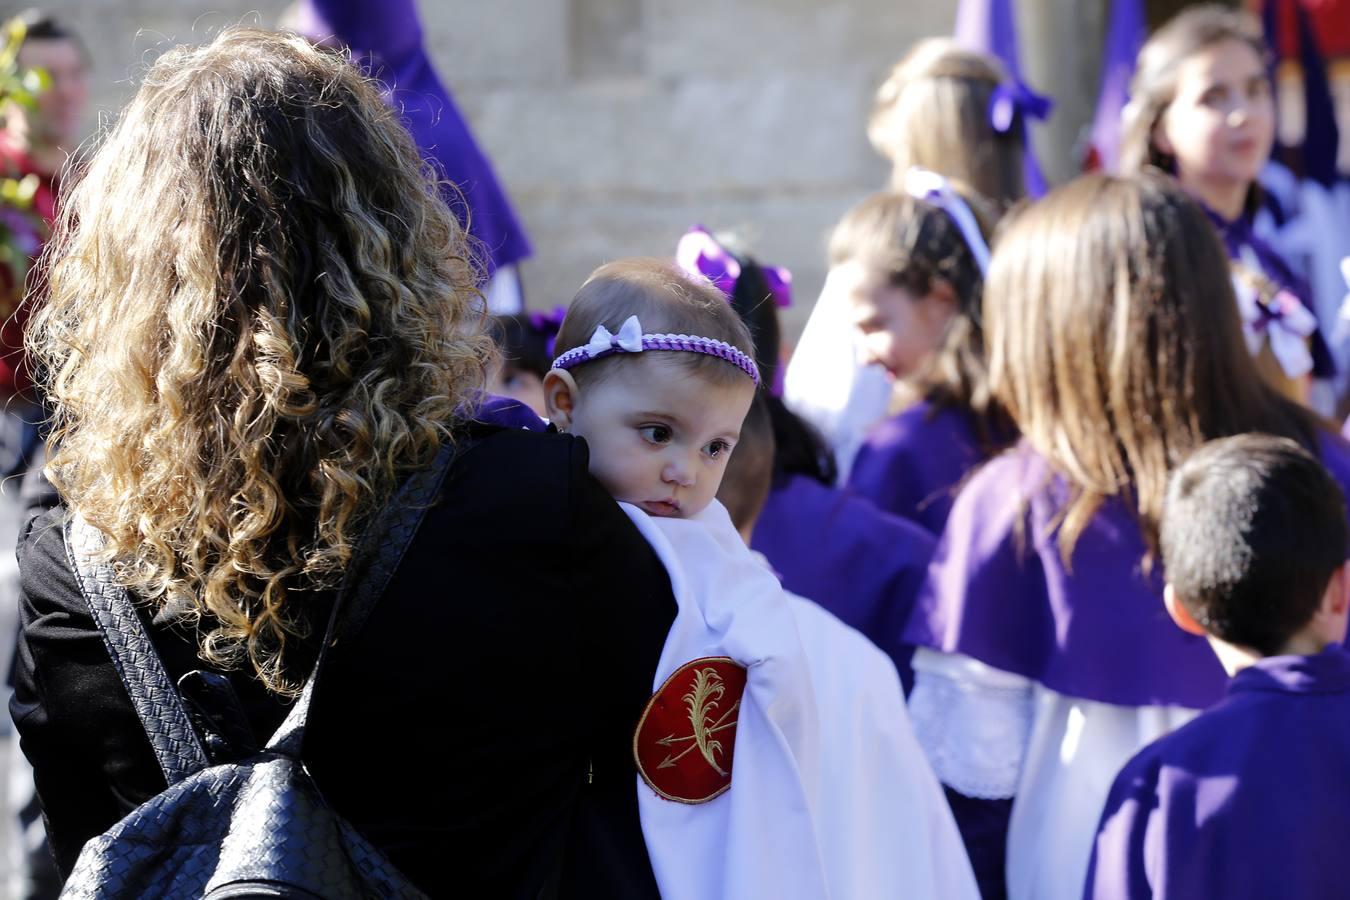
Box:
[908,435,1350,709]
[1230,646,1350,697]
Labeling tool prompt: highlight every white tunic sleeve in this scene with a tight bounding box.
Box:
[908,647,1035,799]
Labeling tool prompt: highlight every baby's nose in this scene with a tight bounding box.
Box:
[663,459,695,487]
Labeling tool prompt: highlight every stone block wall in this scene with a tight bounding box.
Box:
[26,0,1059,340]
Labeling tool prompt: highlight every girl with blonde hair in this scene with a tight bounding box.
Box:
[869,38,1026,211]
[902,172,1350,900]
[11,26,678,896]
[786,38,1034,479]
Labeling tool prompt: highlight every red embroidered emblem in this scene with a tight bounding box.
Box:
[633,657,747,804]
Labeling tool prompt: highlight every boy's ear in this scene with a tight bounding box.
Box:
[1321,560,1350,618]
[1164,583,1207,637]
[542,369,579,431]
[1307,561,1350,647]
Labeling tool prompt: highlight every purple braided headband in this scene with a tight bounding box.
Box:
[551,315,760,386]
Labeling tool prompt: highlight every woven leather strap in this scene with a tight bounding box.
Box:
[65,516,211,784]
[65,439,465,784]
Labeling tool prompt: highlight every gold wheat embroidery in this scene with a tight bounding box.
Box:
[684,667,729,775]
[654,665,741,773]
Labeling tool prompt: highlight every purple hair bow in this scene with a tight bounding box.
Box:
[526,305,567,357]
[527,306,567,336]
[988,79,1053,134]
[676,226,793,309]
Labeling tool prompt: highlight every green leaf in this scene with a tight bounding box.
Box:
[21,67,49,94]
[14,173,37,205]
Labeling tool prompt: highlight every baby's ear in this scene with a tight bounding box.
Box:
[542,369,578,431]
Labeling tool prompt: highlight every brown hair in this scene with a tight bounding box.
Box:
[717,392,775,534]
[1120,5,1268,179]
[829,187,1012,450]
[29,27,491,694]
[554,258,757,388]
[869,39,1024,212]
[985,172,1318,564]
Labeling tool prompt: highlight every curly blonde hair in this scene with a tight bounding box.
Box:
[28,27,493,694]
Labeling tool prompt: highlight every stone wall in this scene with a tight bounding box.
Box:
[27,0,1106,341]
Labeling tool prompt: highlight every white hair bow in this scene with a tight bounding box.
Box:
[1234,277,1317,379]
[902,167,991,276]
[584,315,644,357]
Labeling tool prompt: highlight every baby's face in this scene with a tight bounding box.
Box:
[563,355,756,518]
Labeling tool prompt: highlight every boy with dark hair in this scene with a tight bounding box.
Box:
[1084,433,1350,900]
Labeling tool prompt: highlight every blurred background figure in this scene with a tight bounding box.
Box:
[486,309,563,418]
[0,10,86,900]
[0,8,86,428]
[1121,5,1334,413]
[681,227,937,692]
[784,38,1030,481]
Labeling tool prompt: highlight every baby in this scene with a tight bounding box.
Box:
[543,259,758,521]
[543,258,979,900]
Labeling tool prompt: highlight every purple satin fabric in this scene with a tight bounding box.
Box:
[1085,647,1350,899]
[751,473,935,691]
[1087,0,1144,173]
[905,432,1350,708]
[955,0,1021,81]
[953,0,1050,197]
[847,401,994,536]
[300,0,532,274]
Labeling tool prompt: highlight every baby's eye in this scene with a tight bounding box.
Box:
[640,424,672,444]
[705,440,732,460]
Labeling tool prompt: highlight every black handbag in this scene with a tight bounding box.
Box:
[57,444,461,899]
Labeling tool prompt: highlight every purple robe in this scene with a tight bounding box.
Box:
[299,0,531,274]
[1084,647,1350,900]
[847,400,996,535]
[1203,204,1335,378]
[906,432,1350,708]
[752,473,936,690]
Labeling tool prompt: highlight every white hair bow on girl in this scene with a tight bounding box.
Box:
[583,315,645,356]
[1233,277,1318,379]
[902,168,991,275]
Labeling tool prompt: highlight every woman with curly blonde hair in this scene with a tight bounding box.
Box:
[10,27,676,896]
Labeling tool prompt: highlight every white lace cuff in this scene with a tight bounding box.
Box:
[908,648,1034,800]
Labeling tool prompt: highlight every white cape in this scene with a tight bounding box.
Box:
[782,271,894,481]
[621,500,979,900]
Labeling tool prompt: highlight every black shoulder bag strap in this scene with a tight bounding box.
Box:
[64,439,465,783]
